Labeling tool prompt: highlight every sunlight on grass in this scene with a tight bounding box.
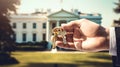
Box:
[0,51,112,67]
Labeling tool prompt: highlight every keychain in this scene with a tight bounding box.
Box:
[52,27,67,49]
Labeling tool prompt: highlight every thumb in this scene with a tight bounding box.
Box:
[74,42,82,51]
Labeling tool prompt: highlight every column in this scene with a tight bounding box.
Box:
[66,20,70,23]
[46,20,50,41]
[56,20,59,27]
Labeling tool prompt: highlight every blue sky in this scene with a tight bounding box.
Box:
[17,0,120,27]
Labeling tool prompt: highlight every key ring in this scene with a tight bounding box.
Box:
[52,27,67,49]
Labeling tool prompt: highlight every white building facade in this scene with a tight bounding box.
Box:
[10,9,102,43]
[10,14,47,43]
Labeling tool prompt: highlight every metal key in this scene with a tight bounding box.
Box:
[59,29,67,44]
[52,27,67,45]
[52,29,58,49]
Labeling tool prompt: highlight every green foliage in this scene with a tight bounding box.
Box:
[0,0,20,53]
[0,52,111,67]
[112,0,120,27]
[15,41,48,51]
[0,0,20,15]
[114,0,120,13]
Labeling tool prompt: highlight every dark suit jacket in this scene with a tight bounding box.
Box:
[114,27,120,66]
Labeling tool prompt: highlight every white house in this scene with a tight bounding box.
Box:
[10,13,47,43]
[10,9,102,43]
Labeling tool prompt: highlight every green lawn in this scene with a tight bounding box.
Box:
[0,51,112,67]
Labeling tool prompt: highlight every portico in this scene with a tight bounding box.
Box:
[46,9,79,41]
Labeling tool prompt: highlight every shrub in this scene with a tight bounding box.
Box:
[15,41,49,51]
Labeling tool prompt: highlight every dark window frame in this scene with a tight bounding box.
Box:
[42,33,46,40]
[13,23,16,28]
[42,23,46,29]
[33,33,36,41]
[22,33,26,41]
[33,23,37,29]
[23,23,26,29]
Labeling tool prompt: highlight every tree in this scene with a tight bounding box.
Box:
[114,0,120,13]
[0,0,20,53]
[113,0,120,27]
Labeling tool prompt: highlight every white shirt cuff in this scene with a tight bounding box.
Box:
[109,27,117,56]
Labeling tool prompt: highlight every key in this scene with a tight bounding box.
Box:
[63,36,67,44]
[59,29,67,44]
[52,27,60,49]
[52,31,58,49]
[52,27,67,44]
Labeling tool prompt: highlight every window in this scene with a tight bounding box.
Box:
[23,23,26,29]
[52,23,56,29]
[13,23,16,28]
[42,23,46,29]
[33,23,36,29]
[22,33,26,41]
[33,33,36,41]
[42,33,46,40]
[13,34,16,41]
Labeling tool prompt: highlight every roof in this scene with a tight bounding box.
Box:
[48,9,79,18]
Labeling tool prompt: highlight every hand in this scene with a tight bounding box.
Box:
[53,19,109,52]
